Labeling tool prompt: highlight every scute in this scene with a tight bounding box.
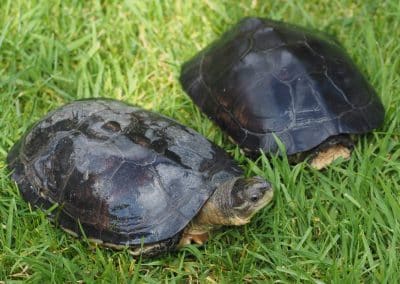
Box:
[7,99,242,251]
[180,17,385,155]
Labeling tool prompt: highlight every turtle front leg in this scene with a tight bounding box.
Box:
[178,222,214,247]
[309,135,354,170]
[178,231,209,247]
[310,144,351,170]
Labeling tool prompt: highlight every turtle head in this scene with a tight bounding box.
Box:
[191,176,273,230]
[228,176,273,224]
[198,176,273,226]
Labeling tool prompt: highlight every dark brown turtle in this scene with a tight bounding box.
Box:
[180,17,385,169]
[7,99,273,257]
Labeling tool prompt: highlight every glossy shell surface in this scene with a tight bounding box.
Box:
[7,99,242,248]
[180,17,385,155]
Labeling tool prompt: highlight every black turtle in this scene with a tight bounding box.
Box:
[180,17,385,169]
[7,99,273,257]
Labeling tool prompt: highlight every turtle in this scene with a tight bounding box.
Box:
[7,99,273,257]
[180,17,385,169]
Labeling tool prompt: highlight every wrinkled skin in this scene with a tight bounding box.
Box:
[7,99,247,256]
[180,17,385,156]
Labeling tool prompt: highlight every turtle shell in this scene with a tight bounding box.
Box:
[7,99,242,253]
[180,17,385,155]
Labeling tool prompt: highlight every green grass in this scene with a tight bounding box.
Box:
[1,0,399,282]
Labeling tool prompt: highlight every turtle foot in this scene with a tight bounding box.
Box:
[310,144,351,170]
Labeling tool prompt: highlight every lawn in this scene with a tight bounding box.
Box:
[1,0,399,282]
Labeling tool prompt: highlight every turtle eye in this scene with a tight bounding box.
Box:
[250,194,260,203]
